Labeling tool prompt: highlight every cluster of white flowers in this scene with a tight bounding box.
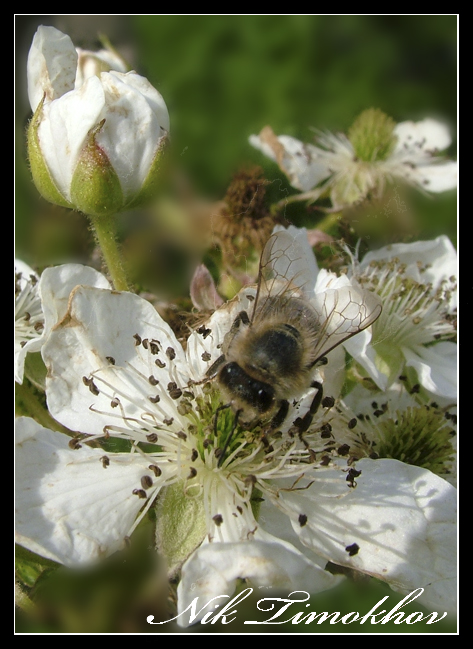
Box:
[15,226,457,626]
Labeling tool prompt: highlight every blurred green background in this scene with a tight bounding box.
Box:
[15,15,457,634]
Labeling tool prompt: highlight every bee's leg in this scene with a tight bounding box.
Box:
[217,408,242,468]
[205,354,227,380]
[293,380,324,434]
[269,399,289,430]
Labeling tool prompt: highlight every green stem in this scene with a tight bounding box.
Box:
[315,210,343,233]
[87,213,131,291]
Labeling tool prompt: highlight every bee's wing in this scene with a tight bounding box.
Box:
[251,227,318,323]
[309,284,382,361]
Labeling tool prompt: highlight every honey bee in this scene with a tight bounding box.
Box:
[205,228,382,463]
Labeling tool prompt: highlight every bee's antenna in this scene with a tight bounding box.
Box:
[217,408,242,468]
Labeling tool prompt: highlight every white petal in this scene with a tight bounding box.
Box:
[394,118,453,154]
[38,264,111,335]
[95,71,169,199]
[15,417,163,565]
[38,75,106,199]
[403,342,457,400]
[309,283,382,360]
[263,225,320,296]
[176,540,342,626]
[281,458,457,614]
[186,287,256,379]
[361,236,457,288]
[399,160,457,193]
[343,327,389,391]
[43,287,188,435]
[27,25,78,111]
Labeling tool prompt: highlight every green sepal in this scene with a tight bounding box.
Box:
[155,481,207,578]
[26,96,73,209]
[70,119,124,217]
[15,543,59,588]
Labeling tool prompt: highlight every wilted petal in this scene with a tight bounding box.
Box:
[39,263,111,333]
[250,127,331,192]
[15,417,164,565]
[281,458,457,614]
[190,264,224,311]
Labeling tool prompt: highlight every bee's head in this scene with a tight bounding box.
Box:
[217,361,275,424]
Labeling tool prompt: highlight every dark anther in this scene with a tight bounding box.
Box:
[146,433,158,443]
[141,475,153,490]
[345,543,360,556]
[133,489,147,499]
[133,334,142,346]
[166,347,176,360]
[298,514,308,527]
[322,396,335,408]
[149,465,162,477]
[167,382,182,399]
[337,444,350,456]
[320,423,333,438]
[106,356,116,365]
[148,375,159,385]
[101,456,110,468]
[348,418,357,429]
[213,514,223,526]
[346,468,362,487]
[149,342,160,355]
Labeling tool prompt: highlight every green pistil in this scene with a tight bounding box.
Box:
[191,389,259,462]
[348,108,397,162]
[375,405,455,477]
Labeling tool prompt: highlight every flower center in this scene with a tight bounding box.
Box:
[358,258,456,348]
[348,108,397,162]
[333,397,456,479]
[15,270,44,346]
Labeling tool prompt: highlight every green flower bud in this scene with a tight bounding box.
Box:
[26,26,169,216]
